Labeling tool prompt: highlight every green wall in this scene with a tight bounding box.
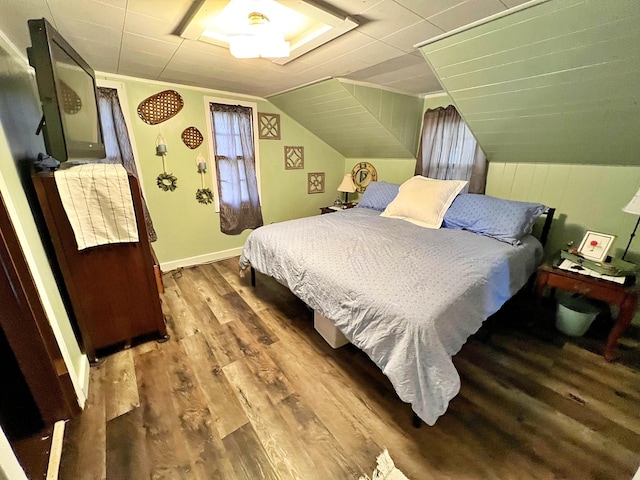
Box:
[487,162,640,262]
[0,34,87,405]
[269,79,423,159]
[341,92,454,196]
[98,75,345,268]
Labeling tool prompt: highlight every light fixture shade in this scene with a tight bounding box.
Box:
[337,173,356,193]
[228,11,290,59]
[622,187,640,215]
[229,36,290,58]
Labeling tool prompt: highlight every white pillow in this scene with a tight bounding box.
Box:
[380,176,468,229]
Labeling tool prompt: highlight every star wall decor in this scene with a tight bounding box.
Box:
[285,146,304,170]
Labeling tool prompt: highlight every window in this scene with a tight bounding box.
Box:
[96,81,157,241]
[416,105,487,194]
[204,97,263,234]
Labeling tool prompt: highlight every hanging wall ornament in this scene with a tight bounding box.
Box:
[137,90,184,125]
[181,126,203,149]
[195,153,213,205]
[155,134,178,192]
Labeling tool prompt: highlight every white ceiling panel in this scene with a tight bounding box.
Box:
[292,30,374,65]
[117,58,165,79]
[124,11,184,45]
[345,40,405,67]
[327,0,385,15]
[121,32,180,57]
[53,19,122,51]
[426,0,506,32]
[393,0,467,19]
[95,0,127,8]
[126,0,195,24]
[379,19,444,53]
[1,0,535,96]
[355,0,423,38]
[300,56,373,78]
[48,0,126,31]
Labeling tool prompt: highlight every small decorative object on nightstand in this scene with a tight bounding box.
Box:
[320,203,356,214]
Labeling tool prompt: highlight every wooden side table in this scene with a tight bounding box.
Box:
[535,263,638,362]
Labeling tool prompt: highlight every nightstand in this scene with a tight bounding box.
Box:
[320,203,357,214]
[535,263,638,362]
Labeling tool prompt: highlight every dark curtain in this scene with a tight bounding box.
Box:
[210,103,263,235]
[97,87,157,242]
[416,105,487,194]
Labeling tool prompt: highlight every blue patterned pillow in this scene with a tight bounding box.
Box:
[442,194,547,245]
[356,181,400,212]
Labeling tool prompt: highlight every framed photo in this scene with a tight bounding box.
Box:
[577,231,616,263]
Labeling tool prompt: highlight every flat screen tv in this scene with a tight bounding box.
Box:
[27,18,106,163]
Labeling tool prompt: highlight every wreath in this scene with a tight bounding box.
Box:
[195,188,214,205]
[156,172,178,192]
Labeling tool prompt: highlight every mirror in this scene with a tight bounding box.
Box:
[351,162,377,193]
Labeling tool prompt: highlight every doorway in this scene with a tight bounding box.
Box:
[0,191,80,476]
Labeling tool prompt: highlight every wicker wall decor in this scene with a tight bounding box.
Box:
[181,126,204,149]
[258,113,281,140]
[307,172,325,194]
[137,90,184,125]
[284,146,304,170]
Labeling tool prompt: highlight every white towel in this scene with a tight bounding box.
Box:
[55,163,139,250]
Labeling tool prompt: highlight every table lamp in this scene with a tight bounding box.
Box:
[622,187,640,260]
[337,174,356,204]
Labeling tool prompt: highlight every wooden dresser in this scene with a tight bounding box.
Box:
[32,170,167,362]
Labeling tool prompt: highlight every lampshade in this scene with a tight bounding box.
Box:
[622,187,640,215]
[337,174,356,193]
[228,12,290,59]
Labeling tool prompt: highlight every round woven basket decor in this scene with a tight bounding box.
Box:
[137,90,184,125]
[181,126,204,149]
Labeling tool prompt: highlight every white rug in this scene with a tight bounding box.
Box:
[359,449,410,480]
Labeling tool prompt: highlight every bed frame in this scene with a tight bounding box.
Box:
[247,206,555,427]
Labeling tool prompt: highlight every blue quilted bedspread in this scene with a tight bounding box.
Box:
[239,207,543,425]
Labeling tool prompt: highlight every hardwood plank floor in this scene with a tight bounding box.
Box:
[59,258,640,479]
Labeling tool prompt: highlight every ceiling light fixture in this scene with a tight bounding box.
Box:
[228,11,290,59]
[179,0,358,64]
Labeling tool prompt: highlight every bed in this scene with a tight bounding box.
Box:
[239,178,553,425]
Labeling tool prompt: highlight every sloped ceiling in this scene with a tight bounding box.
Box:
[419,0,640,165]
[268,79,422,158]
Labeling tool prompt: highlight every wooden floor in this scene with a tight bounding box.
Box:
[59,258,640,480]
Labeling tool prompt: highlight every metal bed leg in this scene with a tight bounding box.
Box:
[250,266,255,287]
[412,412,423,428]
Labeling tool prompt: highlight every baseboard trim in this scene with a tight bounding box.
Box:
[77,357,89,409]
[160,247,244,272]
[45,420,65,480]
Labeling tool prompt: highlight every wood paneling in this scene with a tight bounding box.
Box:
[419,0,640,165]
[486,162,640,260]
[59,259,640,480]
[268,79,422,158]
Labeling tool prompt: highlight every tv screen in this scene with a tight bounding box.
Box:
[27,18,106,163]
